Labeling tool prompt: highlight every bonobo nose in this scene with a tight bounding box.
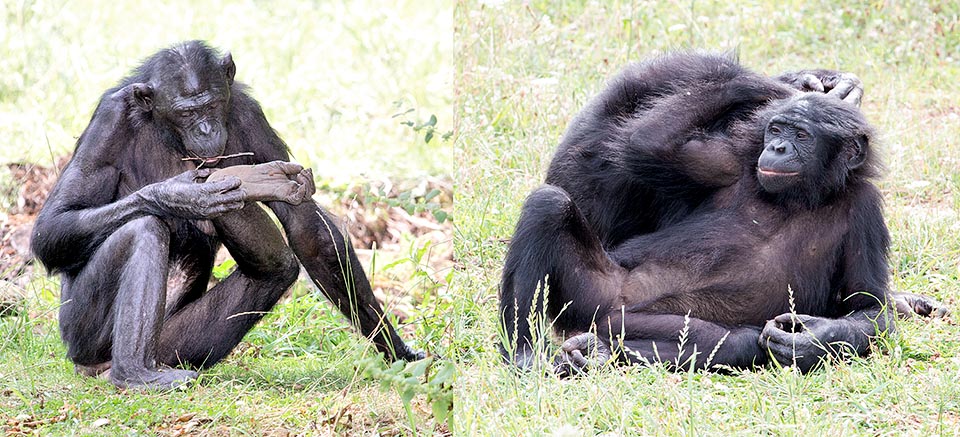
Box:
[198,121,212,135]
[774,144,786,153]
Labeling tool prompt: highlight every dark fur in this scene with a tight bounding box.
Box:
[32,41,419,388]
[501,52,892,372]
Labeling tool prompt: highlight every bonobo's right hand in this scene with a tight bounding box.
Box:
[138,169,244,219]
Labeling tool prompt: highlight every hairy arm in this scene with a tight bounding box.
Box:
[617,75,792,189]
[31,87,244,274]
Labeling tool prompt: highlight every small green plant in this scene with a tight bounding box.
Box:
[392,105,454,145]
[360,355,455,432]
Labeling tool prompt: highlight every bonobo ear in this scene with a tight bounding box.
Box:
[221,52,236,86]
[846,135,868,170]
[131,83,154,112]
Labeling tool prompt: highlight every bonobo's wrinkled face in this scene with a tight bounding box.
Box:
[757,98,817,194]
[133,49,236,165]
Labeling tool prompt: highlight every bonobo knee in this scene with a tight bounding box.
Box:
[521,184,575,222]
[276,251,300,289]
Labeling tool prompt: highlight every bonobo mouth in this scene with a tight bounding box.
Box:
[758,168,799,177]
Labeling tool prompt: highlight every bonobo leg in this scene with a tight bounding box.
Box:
[59,216,198,390]
[500,184,622,369]
[556,310,765,376]
[156,202,300,368]
[270,200,424,361]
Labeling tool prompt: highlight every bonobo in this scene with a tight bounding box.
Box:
[32,41,422,390]
[499,52,947,375]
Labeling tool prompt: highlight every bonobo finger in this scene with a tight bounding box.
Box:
[843,87,863,107]
[298,168,317,196]
[760,318,794,345]
[194,168,214,179]
[217,190,247,204]
[764,340,802,367]
[800,73,825,93]
[207,200,245,217]
[827,73,864,105]
[206,176,242,193]
[287,181,310,205]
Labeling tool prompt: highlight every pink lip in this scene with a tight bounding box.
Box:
[758,168,799,177]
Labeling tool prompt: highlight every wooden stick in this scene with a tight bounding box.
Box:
[181,152,255,168]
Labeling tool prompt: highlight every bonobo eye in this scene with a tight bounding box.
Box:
[769,125,781,135]
[178,110,193,119]
[796,130,808,141]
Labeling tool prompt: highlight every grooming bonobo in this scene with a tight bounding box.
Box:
[31,41,422,390]
[499,52,947,375]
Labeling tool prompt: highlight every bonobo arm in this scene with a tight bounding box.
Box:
[619,76,792,189]
[760,188,892,372]
[31,87,244,273]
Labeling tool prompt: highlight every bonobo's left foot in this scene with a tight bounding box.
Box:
[893,292,950,319]
[554,333,612,378]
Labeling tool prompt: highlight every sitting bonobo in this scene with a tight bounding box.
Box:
[31,41,422,390]
[499,52,948,376]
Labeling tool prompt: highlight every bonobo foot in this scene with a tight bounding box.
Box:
[893,292,950,319]
[397,346,428,362]
[554,333,612,378]
[109,367,198,391]
[75,361,112,378]
[207,161,315,205]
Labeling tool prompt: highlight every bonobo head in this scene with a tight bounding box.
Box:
[131,41,235,164]
[755,93,876,206]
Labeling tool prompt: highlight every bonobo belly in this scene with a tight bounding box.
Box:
[615,211,844,326]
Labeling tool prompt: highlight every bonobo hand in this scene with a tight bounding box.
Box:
[207,161,316,205]
[778,70,864,107]
[554,332,613,378]
[777,70,832,93]
[825,73,864,107]
[759,314,858,373]
[138,169,245,219]
[892,292,950,319]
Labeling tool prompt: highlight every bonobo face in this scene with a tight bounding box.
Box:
[133,51,236,165]
[757,104,815,194]
[160,81,231,163]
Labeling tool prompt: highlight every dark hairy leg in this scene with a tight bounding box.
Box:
[157,202,299,368]
[500,184,622,369]
[556,310,765,376]
[59,216,198,390]
[270,200,423,362]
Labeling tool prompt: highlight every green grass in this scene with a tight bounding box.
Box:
[1,0,453,435]
[454,1,960,435]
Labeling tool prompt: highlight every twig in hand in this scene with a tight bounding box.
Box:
[181,152,255,169]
